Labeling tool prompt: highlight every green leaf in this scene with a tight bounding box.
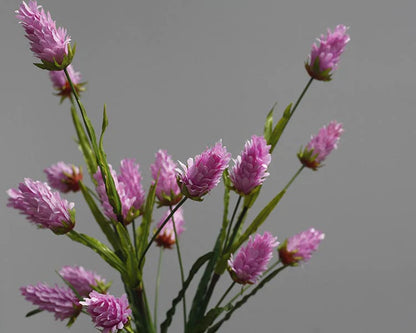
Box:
[193,306,229,333]
[115,223,140,286]
[269,103,292,153]
[161,252,213,333]
[263,103,276,142]
[220,171,231,251]
[25,308,43,317]
[67,230,126,274]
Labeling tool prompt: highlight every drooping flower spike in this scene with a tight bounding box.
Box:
[228,232,279,285]
[229,135,271,195]
[20,283,81,321]
[177,140,231,200]
[44,161,83,193]
[305,25,350,81]
[7,178,75,234]
[298,121,343,170]
[16,1,74,70]
[49,65,85,102]
[80,291,131,333]
[59,266,109,296]
[278,228,325,266]
[155,207,185,249]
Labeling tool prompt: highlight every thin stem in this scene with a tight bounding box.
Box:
[138,197,187,269]
[224,196,242,252]
[154,248,163,329]
[132,219,138,258]
[290,77,314,117]
[283,165,305,192]
[171,206,187,327]
[224,205,249,254]
[215,281,236,308]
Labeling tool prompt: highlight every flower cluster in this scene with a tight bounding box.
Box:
[49,64,85,101]
[44,161,83,193]
[59,265,109,296]
[155,207,185,249]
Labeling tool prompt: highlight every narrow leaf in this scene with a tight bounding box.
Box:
[269,103,292,153]
[25,308,43,317]
[115,223,140,285]
[263,103,276,142]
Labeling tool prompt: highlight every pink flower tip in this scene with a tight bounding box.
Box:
[177,140,231,200]
[298,121,343,170]
[155,207,185,249]
[278,228,325,266]
[44,161,83,193]
[59,265,109,296]
[80,291,131,333]
[305,25,350,81]
[228,232,279,284]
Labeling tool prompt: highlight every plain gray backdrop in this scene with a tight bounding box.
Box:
[1,0,416,332]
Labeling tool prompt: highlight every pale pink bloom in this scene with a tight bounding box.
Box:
[305,25,350,81]
[228,232,279,285]
[59,266,107,296]
[118,158,145,211]
[151,149,182,206]
[229,135,271,195]
[279,228,325,266]
[20,283,81,321]
[16,1,70,64]
[81,291,131,333]
[298,121,343,170]
[44,161,82,193]
[155,207,185,249]
[7,178,75,234]
[177,141,231,199]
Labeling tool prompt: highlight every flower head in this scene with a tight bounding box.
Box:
[16,1,74,69]
[44,161,83,193]
[20,283,81,321]
[305,25,350,81]
[81,291,131,333]
[228,232,279,285]
[155,207,185,249]
[177,141,231,200]
[279,228,325,266]
[59,266,109,296]
[229,135,271,195]
[7,178,75,234]
[151,149,182,206]
[298,121,344,170]
[118,158,145,212]
[49,65,85,101]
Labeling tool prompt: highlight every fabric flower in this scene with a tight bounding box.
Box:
[228,232,279,285]
[20,283,81,321]
[81,291,131,333]
[49,64,85,101]
[229,135,271,195]
[155,207,185,249]
[298,121,343,170]
[44,161,83,193]
[305,25,350,81]
[177,140,231,200]
[16,1,73,68]
[7,178,75,234]
[118,158,145,212]
[59,266,108,296]
[278,228,325,266]
[151,149,182,206]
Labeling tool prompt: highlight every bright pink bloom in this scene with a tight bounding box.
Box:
[298,121,343,170]
[279,228,325,266]
[16,1,71,64]
[20,283,81,321]
[151,149,182,206]
[118,158,145,212]
[177,141,231,200]
[49,64,84,100]
[81,291,131,333]
[305,25,350,81]
[59,266,107,296]
[229,135,271,195]
[155,207,185,249]
[7,178,75,234]
[228,232,279,285]
[44,161,83,193]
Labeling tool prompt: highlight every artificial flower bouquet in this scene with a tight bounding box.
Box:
[8,1,350,332]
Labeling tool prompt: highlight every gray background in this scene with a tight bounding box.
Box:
[1,0,415,332]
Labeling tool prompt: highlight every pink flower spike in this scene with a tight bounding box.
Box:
[7,178,75,234]
[16,1,73,68]
[151,149,182,206]
[298,121,344,170]
[177,140,231,200]
[305,25,350,81]
[279,228,325,266]
[80,291,131,333]
[229,135,271,195]
[228,232,279,285]
[118,158,145,212]
[20,283,81,321]
[49,64,85,101]
[59,266,108,296]
[155,207,185,249]
[44,161,83,193]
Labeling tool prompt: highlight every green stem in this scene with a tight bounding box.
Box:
[132,219,138,258]
[215,281,236,308]
[284,165,305,192]
[154,248,163,329]
[223,196,242,252]
[171,206,187,328]
[224,205,249,254]
[290,77,314,117]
